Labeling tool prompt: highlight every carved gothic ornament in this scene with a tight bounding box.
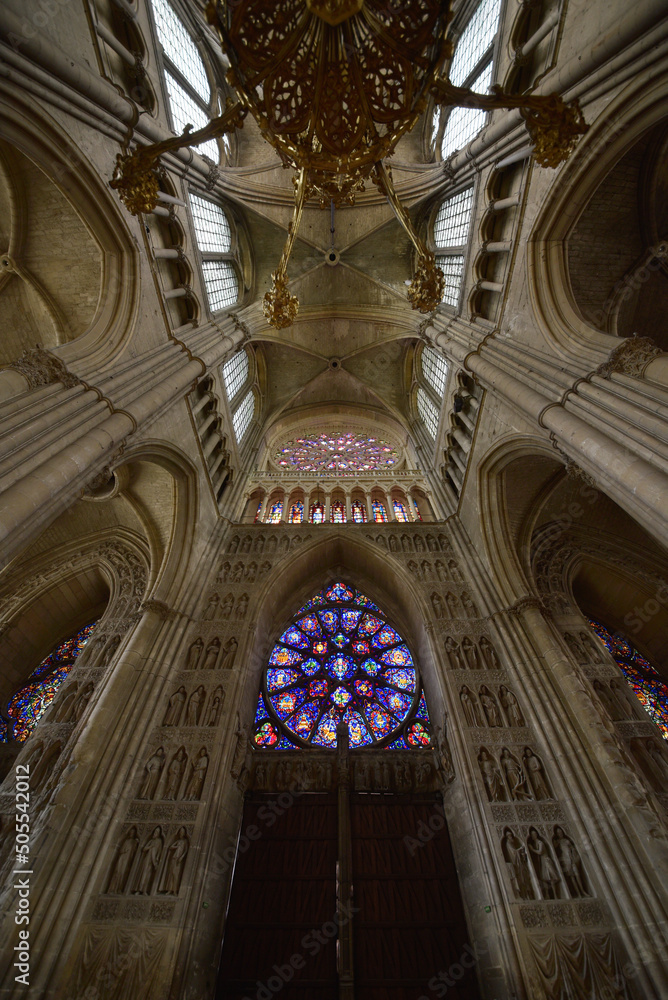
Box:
[7,345,82,391]
[594,336,663,380]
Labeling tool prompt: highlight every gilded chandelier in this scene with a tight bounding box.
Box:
[111,0,587,328]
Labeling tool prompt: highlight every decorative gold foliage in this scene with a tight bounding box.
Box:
[408,253,445,314]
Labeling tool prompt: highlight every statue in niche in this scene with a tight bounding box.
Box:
[236,594,249,619]
[522,747,552,800]
[445,592,461,618]
[609,678,636,718]
[498,685,525,728]
[500,747,532,800]
[246,562,257,582]
[479,686,503,727]
[255,762,267,790]
[231,721,248,781]
[461,592,478,618]
[592,679,625,721]
[102,635,121,667]
[527,827,562,899]
[629,737,668,793]
[163,687,187,727]
[203,594,219,621]
[202,638,221,671]
[579,632,603,663]
[259,560,271,576]
[254,536,265,554]
[564,632,584,660]
[434,726,454,783]
[217,562,231,583]
[280,536,290,552]
[460,686,484,727]
[164,747,188,800]
[435,560,446,582]
[107,826,139,894]
[241,536,252,553]
[138,747,166,800]
[444,636,464,669]
[185,638,203,671]
[186,685,206,726]
[206,688,225,727]
[644,738,668,784]
[131,827,163,895]
[479,637,500,670]
[501,827,534,900]
[228,536,239,554]
[407,560,420,578]
[158,827,189,895]
[552,826,589,897]
[88,636,107,667]
[29,741,61,793]
[230,562,243,582]
[462,636,480,670]
[427,535,438,552]
[448,559,463,584]
[401,535,412,552]
[221,636,238,669]
[220,594,234,619]
[275,761,287,786]
[183,748,209,800]
[54,685,78,723]
[478,747,506,802]
[421,560,433,580]
[71,682,94,723]
[266,536,277,554]
[414,536,425,553]
[431,593,444,618]
[438,534,450,553]
[389,535,399,552]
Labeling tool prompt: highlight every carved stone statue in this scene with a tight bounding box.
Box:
[479,637,500,670]
[138,747,166,799]
[163,687,187,727]
[593,679,624,721]
[203,594,219,621]
[445,592,460,618]
[527,827,561,898]
[564,632,585,661]
[609,678,635,718]
[183,748,209,800]
[447,559,463,583]
[431,592,443,618]
[478,747,506,801]
[579,632,603,663]
[107,826,139,894]
[498,685,525,727]
[630,737,668,793]
[220,594,234,619]
[236,594,248,619]
[479,685,502,727]
[460,685,484,727]
[164,747,188,800]
[523,747,552,800]
[231,562,243,582]
[186,685,206,726]
[131,827,163,895]
[259,561,272,576]
[552,826,589,897]
[202,638,221,670]
[461,592,478,618]
[54,685,78,723]
[158,828,189,895]
[462,636,480,670]
[444,636,463,669]
[185,638,203,670]
[500,747,532,800]
[221,636,238,669]
[246,562,257,582]
[231,723,248,780]
[206,689,224,727]
[501,827,534,900]
[217,562,230,583]
[71,682,94,723]
[102,635,121,666]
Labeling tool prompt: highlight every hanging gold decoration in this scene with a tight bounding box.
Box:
[111,0,588,328]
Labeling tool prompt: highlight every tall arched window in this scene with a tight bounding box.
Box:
[330,499,346,523]
[437,0,503,159]
[150,0,220,162]
[232,389,255,443]
[421,346,449,398]
[417,386,440,440]
[253,581,431,749]
[392,499,410,522]
[588,618,668,739]
[309,502,325,524]
[2,622,98,742]
[266,500,283,524]
[189,193,240,310]
[222,349,250,403]
[288,501,304,523]
[433,187,474,308]
[371,499,388,523]
[351,500,367,523]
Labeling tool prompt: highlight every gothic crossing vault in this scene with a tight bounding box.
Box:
[0,0,667,998]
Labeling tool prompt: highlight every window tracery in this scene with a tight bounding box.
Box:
[587,618,668,740]
[252,582,431,750]
[189,193,239,310]
[433,187,474,307]
[2,622,97,742]
[274,432,399,473]
[221,349,250,403]
[232,389,255,443]
[421,346,449,398]
[417,386,440,440]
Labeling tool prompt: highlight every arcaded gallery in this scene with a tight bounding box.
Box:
[0,0,667,996]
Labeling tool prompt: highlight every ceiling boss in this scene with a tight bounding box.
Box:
[111,0,587,328]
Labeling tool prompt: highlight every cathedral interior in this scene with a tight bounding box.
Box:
[0,0,668,997]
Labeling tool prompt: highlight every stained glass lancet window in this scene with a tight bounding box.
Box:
[253,582,431,749]
[288,502,304,523]
[309,502,325,524]
[274,432,398,472]
[588,618,668,740]
[393,500,410,522]
[266,502,283,524]
[371,500,388,523]
[2,622,98,742]
[331,500,346,523]
[351,501,367,523]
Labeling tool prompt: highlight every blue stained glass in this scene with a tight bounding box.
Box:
[341,610,362,632]
[380,645,413,667]
[371,626,402,649]
[343,709,373,747]
[272,687,309,720]
[255,720,279,746]
[358,614,383,636]
[288,699,321,738]
[354,594,381,612]
[302,658,321,677]
[318,610,339,632]
[352,640,370,655]
[355,679,374,697]
[275,735,296,749]
[407,721,431,746]
[267,666,301,691]
[387,734,409,749]
[332,686,352,707]
[325,582,354,602]
[269,646,302,667]
[363,702,393,738]
[313,640,328,655]
[325,654,356,681]
[309,679,328,697]
[361,658,381,677]
[279,626,310,649]
[298,615,323,636]
[332,632,348,649]
[416,692,429,720]
[255,693,269,724]
[376,686,412,718]
[382,667,416,692]
[312,708,339,747]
